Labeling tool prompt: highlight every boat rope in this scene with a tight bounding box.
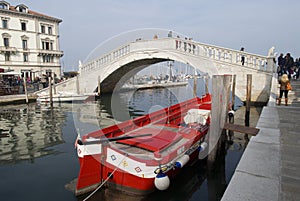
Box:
[83,153,128,201]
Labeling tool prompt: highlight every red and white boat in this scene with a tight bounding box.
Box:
[75,94,211,196]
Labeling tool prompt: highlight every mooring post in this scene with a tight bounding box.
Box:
[52,73,56,95]
[49,76,53,105]
[231,75,236,110]
[205,75,209,94]
[245,74,252,127]
[208,75,232,167]
[76,75,80,95]
[98,75,101,97]
[193,72,197,97]
[23,77,28,104]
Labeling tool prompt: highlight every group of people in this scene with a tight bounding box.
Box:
[276,53,299,105]
[277,53,300,80]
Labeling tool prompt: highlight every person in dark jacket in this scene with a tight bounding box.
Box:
[284,53,294,79]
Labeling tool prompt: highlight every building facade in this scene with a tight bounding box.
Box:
[0,1,63,79]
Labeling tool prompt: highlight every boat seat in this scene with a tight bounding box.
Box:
[118,127,182,152]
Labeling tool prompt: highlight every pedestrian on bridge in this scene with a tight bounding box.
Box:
[240,47,245,65]
[278,74,291,106]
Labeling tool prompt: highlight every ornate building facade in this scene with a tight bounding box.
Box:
[0,1,63,79]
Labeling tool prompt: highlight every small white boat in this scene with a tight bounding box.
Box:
[37,92,89,103]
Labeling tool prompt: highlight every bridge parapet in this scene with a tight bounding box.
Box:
[81,38,274,74]
[174,38,273,72]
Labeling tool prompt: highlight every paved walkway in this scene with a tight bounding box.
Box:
[221,79,300,201]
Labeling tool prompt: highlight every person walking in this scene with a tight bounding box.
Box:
[283,53,294,79]
[278,74,291,106]
[240,47,245,65]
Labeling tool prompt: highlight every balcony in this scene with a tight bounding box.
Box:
[38,49,64,57]
[0,46,18,54]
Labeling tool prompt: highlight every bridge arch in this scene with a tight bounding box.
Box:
[38,31,275,103]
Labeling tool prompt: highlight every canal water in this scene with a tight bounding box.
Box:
[0,80,262,201]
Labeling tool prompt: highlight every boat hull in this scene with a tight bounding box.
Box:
[75,94,212,196]
[37,94,89,103]
[76,145,202,196]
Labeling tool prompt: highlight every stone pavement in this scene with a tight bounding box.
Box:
[278,79,300,200]
[221,79,300,201]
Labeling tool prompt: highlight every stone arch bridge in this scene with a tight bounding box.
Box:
[37,37,276,103]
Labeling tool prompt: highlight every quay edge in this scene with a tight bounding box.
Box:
[0,94,37,106]
[221,78,300,201]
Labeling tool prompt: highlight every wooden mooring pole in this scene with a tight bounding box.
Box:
[193,72,197,97]
[245,74,252,127]
[205,75,209,94]
[52,73,56,95]
[23,77,28,104]
[48,76,53,105]
[208,75,232,167]
[98,75,101,97]
[76,76,80,95]
[231,75,236,111]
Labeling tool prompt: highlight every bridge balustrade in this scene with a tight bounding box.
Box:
[81,37,271,74]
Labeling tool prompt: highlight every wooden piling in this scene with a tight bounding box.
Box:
[52,73,56,95]
[245,74,252,127]
[48,77,53,105]
[205,76,209,94]
[208,75,232,166]
[193,72,197,97]
[231,75,236,110]
[23,77,28,104]
[98,75,101,96]
[76,76,80,95]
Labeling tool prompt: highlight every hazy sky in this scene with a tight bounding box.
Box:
[7,0,300,71]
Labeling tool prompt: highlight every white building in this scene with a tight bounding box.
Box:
[0,1,63,80]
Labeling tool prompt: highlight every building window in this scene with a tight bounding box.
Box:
[21,22,26,31]
[4,52,10,61]
[42,41,54,50]
[48,26,52,35]
[42,41,49,50]
[22,39,28,49]
[17,5,27,13]
[0,3,8,9]
[3,37,9,47]
[23,53,29,62]
[2,19,8,29]
[41,25,45,33]
[42,55,53,63]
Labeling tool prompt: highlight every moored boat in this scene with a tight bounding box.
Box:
[37,91,89,103]
[75,94,211,196]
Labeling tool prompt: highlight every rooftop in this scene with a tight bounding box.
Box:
[0,1,62,23]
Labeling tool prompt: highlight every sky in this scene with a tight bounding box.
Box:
[7,0,300,71]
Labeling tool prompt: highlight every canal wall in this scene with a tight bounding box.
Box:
[221,76,300,201]
[0,94,36,105]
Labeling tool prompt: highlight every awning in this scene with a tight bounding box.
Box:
[0,71,21,75]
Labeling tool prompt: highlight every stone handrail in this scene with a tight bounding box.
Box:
[80,37,274,73]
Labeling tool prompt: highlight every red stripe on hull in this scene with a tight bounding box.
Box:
[76,148,201,196]
[76,155,101,190]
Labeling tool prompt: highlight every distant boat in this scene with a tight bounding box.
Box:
[121,80,188,91]
[37,92,89,103]
[75,94,211,196]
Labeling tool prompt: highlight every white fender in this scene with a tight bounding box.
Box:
[198,142,208,159]
[154,173,170,191]
[175,154,190,168]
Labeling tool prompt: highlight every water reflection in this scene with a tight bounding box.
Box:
[0,82,259,201]
[0,104,66,164]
